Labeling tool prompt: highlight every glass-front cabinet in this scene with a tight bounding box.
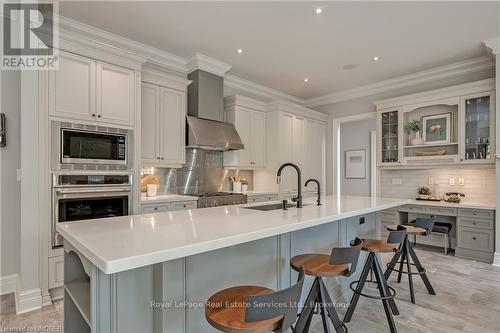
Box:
[375,79,495,168]
[377,108,402,165]
[461,91,495,163]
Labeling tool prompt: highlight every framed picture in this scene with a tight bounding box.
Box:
[422,113,451,144]
[345,149,366,179]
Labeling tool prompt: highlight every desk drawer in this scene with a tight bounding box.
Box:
[142,203,170,213]
[425,206,457,216]
[457,227,494,252]
[399,205,426,214]
[457,217,494,230]
[458,208,494,220]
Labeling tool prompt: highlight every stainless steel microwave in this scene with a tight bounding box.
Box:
[52,121,132,170]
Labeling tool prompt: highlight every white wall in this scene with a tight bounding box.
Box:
[340,119,375,196]
[314,69,495,195]
[1,70,21,279]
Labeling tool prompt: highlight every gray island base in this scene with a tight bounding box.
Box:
[58,196,408,332]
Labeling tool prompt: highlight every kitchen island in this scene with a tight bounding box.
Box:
[57,195,409,333]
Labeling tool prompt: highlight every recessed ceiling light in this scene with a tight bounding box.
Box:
[372,56,380,61]
[303,78,309,83]
[315,7,323,14]
[236,49,243,54]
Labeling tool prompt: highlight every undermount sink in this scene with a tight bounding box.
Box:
[244,203,309,211]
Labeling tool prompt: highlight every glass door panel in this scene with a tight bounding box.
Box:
[464,95,491,161]
[381,111,399,163]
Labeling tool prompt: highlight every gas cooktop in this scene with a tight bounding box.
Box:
[187,192,247,208]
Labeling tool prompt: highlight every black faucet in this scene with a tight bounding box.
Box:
[277,163,302,208]
[305,178,321,206]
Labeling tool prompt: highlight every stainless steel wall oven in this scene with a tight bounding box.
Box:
[52,174,132,247]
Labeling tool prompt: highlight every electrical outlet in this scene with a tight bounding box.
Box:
[458,177,465,186]
[428,178,434,185]
[449,178,456,186]
[391,178,402,185]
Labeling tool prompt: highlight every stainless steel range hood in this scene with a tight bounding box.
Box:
[186,70,244,151]
[186,116,244,150]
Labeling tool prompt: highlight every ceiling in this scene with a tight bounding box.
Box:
[59,1,499,100]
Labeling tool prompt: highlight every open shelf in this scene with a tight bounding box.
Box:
[64,289,91,333]
[404,142,458,149]
[65,277,91,326]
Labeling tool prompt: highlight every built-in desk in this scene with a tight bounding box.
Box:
[380,200,495,263]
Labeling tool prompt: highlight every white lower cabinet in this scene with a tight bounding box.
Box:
[141,200,197,213]
[48,255,64,289]
[141,82,186,167]
[247,194,278,203]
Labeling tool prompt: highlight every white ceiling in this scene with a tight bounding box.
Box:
[59,1,499,100]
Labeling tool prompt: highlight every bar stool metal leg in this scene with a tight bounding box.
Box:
[343,253,373,323]
[372,255,398,333]
[319,278,345,332]
[404,240,415,304]
[295,278,320,333]
[407,242,436,295]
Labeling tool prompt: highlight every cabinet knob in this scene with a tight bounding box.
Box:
[473,237,477,240]
[91,114,96,117]
[97,114,101,118]
[161,157,164,160]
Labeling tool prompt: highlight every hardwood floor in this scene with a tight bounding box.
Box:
[1,246,499,332]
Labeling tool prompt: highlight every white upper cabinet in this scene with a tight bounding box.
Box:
[141,83,160,164]
[375,79,495,168]
[141,70,189,168]
[253,101,327,195]
[49,50,136,128]
[223,96,267,169]
[49,51,96,121]
[96,62,135,126]
[160,87,186,165]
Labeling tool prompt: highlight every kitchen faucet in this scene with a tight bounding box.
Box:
[305,178,321,206]
[276,163,302,208]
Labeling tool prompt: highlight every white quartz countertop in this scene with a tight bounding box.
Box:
[405,199,495,210]
[57,195,409,274]
[141,194,198,204]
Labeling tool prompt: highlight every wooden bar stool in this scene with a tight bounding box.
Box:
[289,238,363,333]
[344,231,406,333]
[384,218,436,304]
[205,267,305,333]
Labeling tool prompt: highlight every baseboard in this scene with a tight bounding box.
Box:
[493,252,500,266]
[0,274,19,295]
[15,288,42,314]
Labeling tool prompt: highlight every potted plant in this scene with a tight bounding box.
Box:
[406,119,424,145]
[417,186,431,200]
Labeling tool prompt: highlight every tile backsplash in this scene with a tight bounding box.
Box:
[380,168,495,202]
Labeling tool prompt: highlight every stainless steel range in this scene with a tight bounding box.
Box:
[190,192,247,208]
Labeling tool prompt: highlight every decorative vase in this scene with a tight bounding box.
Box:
[411,130,425,145]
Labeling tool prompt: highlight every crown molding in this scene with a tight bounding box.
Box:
[267,100,328,122]
[483,38,500,56]
[305,56,495,108]
[187,52,232,76]
[58,15,187,73]
[224,74,304,105]
[224,95,268,112]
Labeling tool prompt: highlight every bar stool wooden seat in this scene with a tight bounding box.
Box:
[384,218,437,304]
[290,239,363,333]
[344,231,406,333]
[205,267,305,333]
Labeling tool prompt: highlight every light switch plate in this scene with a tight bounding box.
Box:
[449,178,456,186]
[391,178,403,185]
[458,177,465,186]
